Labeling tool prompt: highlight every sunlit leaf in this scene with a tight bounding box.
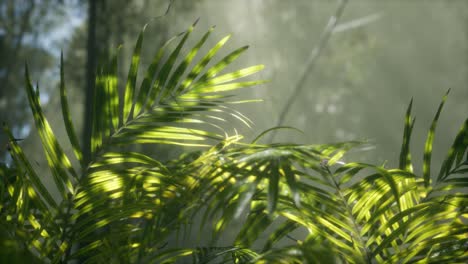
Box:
[423,89,449,187]
[123,28,144,123]
[134,33,182,117]
[24,65,76,198]
[106,48,120,131]
[262,220,300,252]
[177,34,231,94]
[437,117,468,182]
[147,19,199,109]
[399,98,415,172]
[164,26,215,99]
[235,204,272,248]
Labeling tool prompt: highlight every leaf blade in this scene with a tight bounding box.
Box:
[423,89,449,187]
[123,28,144,123]
[399,99,415,172]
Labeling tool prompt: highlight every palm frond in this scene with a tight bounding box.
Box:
[399,98,415,173]
[2,20,467,264]
[423,89,450,187]
[202,93,467,263]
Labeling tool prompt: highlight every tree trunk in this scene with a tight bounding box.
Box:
[83,0,97,166]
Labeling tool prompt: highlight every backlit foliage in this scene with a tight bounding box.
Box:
[0,22,467,263]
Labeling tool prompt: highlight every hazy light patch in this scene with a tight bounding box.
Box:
[335,128,355,141]
[315,103,324,113]
[327,104,337,114]
[2,154,12,166]
[297,113,306,125]
[350,115,361,124]
[330,93,341,102]
[281,9,296,22]
[335,129,345,139]
[11,124,31,139]
[39,7,85,58]
[40,92,50,105]
[272,52,282,69]
[19,124,31,139]
[0,98,6,108]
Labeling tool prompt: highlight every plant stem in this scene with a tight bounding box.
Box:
[269,0,349,143]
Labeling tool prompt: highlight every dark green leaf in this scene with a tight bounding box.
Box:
[423,89,449,187]
[399,98,415,172]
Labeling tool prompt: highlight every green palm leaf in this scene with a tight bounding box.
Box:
[24,66,77,198]
[423,89,450,187]
[399,98,415,173]
[123,27,144,123]
[437,117,468,182]
[3,20,467,263]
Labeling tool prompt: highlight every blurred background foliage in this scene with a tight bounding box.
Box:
[2,0,467,168]
[0,0,66,153]
[0,0,467,250]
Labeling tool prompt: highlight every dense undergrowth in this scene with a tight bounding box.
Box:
[1,22,467,263]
